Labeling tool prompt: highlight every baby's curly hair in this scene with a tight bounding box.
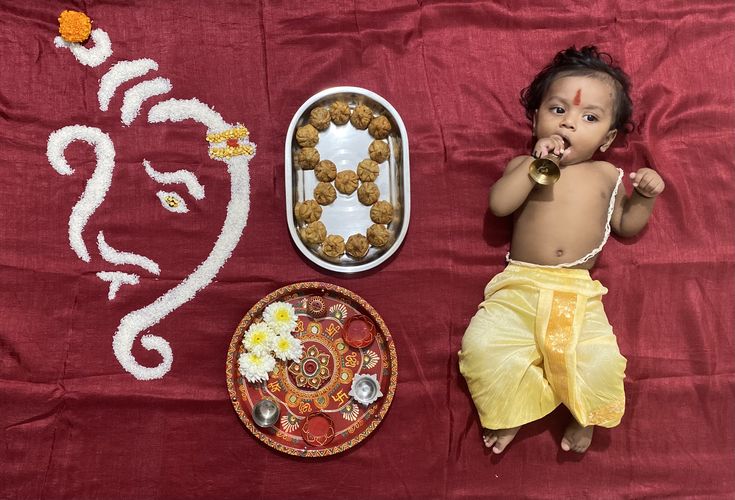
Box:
[521,46,633,133]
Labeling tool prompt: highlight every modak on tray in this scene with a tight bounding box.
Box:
[357,182,380,206]
[368,140,390,164]
[367,224,391,247]
[335,170,359,195]
[314,182,337,205]
[322,234,345,258]
[300,221,327,245]
[295,147,320,169]
[370,200,394,224]
[346,234,370,259]
[357,159,380,182]
[309,107,331,131]
[330,101,351,125]
[294,200,323,223]
[315,160,337,182]
[350,104,373,130]
[296,124,319,148]
[368,115,392,140]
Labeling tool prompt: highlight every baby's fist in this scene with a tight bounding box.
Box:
[630,168,665,198]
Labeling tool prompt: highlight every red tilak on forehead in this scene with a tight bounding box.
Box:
[573,89,582,106]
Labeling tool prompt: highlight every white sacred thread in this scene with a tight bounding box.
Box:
[111,98,254,380]
[120,77,172,126]
[53,29,112,68]
[98,59,158,112]
[97,231,161,275]
[97,271,140,300]
[143,159,205,200]
[46,125,116,262]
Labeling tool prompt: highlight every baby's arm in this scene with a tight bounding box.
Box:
[489,136,569,217]
[488,155,537,216]
[611,167,665,237]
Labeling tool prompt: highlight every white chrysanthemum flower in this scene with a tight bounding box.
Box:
[272,334,303,363]
[238,351,276,383]
[242,322,275,356]
[262,301,298,335]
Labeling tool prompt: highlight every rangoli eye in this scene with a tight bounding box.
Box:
[156,190,188,213]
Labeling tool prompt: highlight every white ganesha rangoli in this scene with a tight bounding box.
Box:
[47,18,256,380]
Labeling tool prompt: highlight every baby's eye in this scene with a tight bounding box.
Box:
[583,114,598,122]
[550,106,565,114]
[156,191,189,213]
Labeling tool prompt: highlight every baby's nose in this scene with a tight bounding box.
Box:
[560,116,576,129]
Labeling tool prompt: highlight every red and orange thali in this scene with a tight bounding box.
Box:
[226,282,398,457]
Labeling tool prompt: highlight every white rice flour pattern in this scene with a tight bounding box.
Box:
[47,26,257,380]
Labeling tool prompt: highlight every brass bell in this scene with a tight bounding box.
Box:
[529,153,561,185]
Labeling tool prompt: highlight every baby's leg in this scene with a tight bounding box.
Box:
[483,426,521,454]
[561,421,593,453]
[459,286,560,450]
[561,297,626,452]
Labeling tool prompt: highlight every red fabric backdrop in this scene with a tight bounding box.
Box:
[1,1,733,498]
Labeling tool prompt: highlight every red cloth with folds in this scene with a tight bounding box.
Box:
[1,1,733,498]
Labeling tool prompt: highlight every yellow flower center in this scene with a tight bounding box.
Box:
[277,338,290,351]
[275,309,290,322]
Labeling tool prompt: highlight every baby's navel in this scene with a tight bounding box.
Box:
[556,249,564,257]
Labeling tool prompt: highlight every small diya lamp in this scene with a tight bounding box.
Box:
[349,373,383,406]
[341,315,376,349]
[252,399,280,428]
[301,412,335,447]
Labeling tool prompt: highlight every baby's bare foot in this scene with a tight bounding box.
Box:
[483,426,521,454]
[561,421,594,453]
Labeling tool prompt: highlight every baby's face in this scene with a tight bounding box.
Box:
[534,74,618,165]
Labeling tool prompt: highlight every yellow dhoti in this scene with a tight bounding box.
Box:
[458,264,626,430]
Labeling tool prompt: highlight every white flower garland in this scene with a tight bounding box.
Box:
[239,301,303,383]
[54,28,112,68]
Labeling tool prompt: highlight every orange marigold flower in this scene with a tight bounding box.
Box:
[58,10,92,43]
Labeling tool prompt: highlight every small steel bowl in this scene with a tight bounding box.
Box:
[252,399,280,427]
[349,374,383,406]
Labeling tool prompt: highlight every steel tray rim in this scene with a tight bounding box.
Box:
[284,86,411,274]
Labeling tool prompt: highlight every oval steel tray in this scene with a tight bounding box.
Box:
[285,87,410,273]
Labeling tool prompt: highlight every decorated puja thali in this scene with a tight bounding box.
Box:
[226,282,398,457]
[285,87,411,273]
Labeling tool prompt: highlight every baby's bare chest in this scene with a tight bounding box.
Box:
[519,175,614,228]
